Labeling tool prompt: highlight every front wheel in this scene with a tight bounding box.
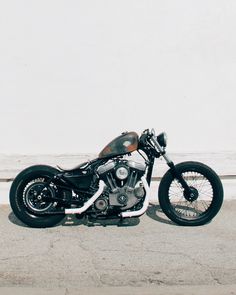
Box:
[158,161,224,226]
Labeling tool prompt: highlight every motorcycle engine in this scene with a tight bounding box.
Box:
[96,159,146,211]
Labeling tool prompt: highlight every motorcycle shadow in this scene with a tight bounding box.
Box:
[146,203,176,226]
[8,211,140,228]
[8,211,29,228]
[8,205,175,228]
[62,215,140,227]
[62,203,176,227]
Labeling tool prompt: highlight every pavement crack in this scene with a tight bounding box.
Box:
[213,277,222,285]
[177,252,223,285]
[0,254,32,261]
[91,257,103,286]
[76,236,104,287]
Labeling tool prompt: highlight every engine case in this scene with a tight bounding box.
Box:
[97,159,146,211]
[109,184,145,210]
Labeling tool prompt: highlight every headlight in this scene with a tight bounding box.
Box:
[115,166,129,180]
[156,132,167,148]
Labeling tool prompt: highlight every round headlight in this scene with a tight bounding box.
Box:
[156,132,167,148]
[115,166,129,180]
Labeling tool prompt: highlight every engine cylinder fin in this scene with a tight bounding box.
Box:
[96,159,147,212]
[106,173,118,192]
[127,171,137,189]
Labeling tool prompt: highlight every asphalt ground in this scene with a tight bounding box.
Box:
[1,200,236,294]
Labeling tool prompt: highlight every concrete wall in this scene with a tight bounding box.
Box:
[0,1,235,154]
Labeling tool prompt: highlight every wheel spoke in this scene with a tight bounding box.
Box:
[168,171,214,220]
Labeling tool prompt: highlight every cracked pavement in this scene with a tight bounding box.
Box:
[1,200,236,293]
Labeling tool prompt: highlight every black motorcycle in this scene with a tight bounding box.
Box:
[10,129,224,228]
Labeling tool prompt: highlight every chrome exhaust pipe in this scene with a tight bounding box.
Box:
[120,176,150,218]
[65,176,150,217]
[65,181,105,214]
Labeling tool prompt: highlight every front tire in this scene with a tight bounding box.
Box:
[158,161,224,226]
[10,165,65,228]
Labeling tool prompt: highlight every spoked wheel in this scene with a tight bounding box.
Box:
[158,161,224,226]
[10,165,65,228]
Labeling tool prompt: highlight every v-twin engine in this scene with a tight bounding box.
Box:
[96,159,146,211]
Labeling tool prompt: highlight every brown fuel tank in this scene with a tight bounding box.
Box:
[99,132,139,159]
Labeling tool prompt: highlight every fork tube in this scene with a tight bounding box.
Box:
[146,157,155,185]
[150,136,191,193]
[168,162,191,192]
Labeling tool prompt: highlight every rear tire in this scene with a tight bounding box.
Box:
[158,161,224,226]
[10,165,65,228]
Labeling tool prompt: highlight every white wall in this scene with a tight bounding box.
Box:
[0,0,235,154]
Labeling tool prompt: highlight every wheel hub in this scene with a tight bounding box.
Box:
[24,182,56,213]
[184,187,199,202]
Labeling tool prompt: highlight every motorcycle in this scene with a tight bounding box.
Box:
[9,129,224,228]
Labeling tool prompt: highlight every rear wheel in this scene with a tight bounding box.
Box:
[10,165,65,228]
[158,161,224,226]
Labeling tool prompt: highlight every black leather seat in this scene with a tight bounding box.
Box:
[57,158,99,172]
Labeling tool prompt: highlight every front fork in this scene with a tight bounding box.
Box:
[147,151,193,200]
[163,154,195,200]
[148,135,191,194]
[168,162,190,190]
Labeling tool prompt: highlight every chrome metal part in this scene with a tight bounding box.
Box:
[109,182,145,210]
[65,181,105,214]
[121,176,150,218]
[94,197,108,211]
[127,160,146,172]
[115,166,129,180]
[97,161,115,175]
[151,137,172,164]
